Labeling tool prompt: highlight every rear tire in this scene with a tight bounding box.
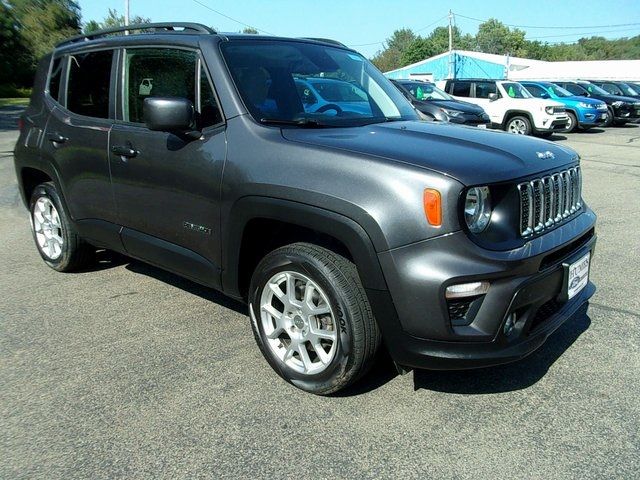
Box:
[248,242,381,395]
[603,107,614,127]
[505,115,532,135]
[29,182,93,272]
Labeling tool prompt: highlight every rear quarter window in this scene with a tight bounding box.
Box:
[48,56,64,102]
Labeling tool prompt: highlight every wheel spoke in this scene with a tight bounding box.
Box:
[268,281,286,300]
[310,326,336,341]
[311,340,331,365]
[286,273,301,307]
[283,343,296,362]
[297,343,313,372]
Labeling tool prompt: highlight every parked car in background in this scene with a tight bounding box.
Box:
[520,81,608,132]
[294,77,372,116]
[586,80,639,98]
[391,79,490,127]
[442,78,568,136]
[555,81,640,126]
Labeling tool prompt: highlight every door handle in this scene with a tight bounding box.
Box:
[47,132,68,144]
[111,144,139,158]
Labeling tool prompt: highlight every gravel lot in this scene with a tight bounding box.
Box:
[1,107,639,479]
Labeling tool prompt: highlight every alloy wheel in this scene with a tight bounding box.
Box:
[32,197,64,260]
[259,271,338,375]
[508,119,527,134]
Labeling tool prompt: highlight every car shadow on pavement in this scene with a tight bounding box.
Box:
[412,305,591,395]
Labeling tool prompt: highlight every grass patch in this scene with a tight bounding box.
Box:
[0,98,29,107]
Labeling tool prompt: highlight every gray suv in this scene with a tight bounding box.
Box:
[14,23,597,394]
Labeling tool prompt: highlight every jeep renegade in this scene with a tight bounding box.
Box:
[14,24,597,394]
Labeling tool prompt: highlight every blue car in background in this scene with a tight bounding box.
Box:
[520,81,608,132]
[294,77,372,116]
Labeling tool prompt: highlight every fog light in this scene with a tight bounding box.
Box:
[445,281,490,299]
[503,313,516,336]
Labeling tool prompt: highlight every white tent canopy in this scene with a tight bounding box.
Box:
[508,60,640,82]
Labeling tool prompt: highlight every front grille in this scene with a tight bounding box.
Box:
[553,106,566,114]
[517,166,582,237]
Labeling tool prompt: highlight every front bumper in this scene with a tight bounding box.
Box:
[534,115,569,132]
[577,110,608,127]
[448,113,490,126]
[371,209,596,370]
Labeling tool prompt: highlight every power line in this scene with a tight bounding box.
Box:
[190,0,276,35]
[455,13,640,30]
[528,27,640,40]
[347,15,448,48]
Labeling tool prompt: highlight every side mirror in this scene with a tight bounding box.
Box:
[144,97,197,135]
[488,93,498,101]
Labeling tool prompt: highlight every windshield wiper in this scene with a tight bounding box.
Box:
[259,117,328,128]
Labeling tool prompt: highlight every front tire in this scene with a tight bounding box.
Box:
[603,107,614,127]
[248,243,380,395]
[563,111,577,133]
[505,115,532,135]
[29,182,92,271]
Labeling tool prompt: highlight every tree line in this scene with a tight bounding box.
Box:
[371,19,640,72]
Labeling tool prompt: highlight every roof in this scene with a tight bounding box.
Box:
[508,59,640,82]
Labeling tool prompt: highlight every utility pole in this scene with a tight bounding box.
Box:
[125,0,130,34]
[448,10,454,79]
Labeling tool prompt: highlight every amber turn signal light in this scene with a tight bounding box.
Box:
[423,189,442,226]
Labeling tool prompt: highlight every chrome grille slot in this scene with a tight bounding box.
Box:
[517,166,582,237]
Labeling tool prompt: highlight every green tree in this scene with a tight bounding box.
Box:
[401,26,474,66]
[83,8,151,33]
[241,27,258,34]
[371,28,417,72]
[475,18,527,56]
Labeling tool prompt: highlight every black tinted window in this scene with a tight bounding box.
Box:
[124,48,197,123]
[67,50,113,118]
[475,82,497,98]
[564,83,586,95]
[48,56,64,102]
[451,82,471,97]
[199,66,223,127]
[524,84,545,98]
[602,83,622,95]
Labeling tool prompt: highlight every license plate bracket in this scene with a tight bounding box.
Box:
[560,251,591,302]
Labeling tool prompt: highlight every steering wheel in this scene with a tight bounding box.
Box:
[315,103,343,115]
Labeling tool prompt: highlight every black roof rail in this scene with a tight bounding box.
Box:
[300,37,347,48]
[56,22,216,48]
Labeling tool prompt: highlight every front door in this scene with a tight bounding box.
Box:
[109,47,226,288]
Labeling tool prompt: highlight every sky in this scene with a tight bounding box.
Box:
[78,0,640,58]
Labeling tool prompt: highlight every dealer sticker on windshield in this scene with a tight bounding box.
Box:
[567,252,590,300]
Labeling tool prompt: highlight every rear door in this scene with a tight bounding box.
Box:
[41,48,118,236]
[109,46,226,288]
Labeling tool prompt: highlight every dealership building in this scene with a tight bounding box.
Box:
[384,49,640,82]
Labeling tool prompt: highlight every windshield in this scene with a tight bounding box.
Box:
[501,82,532,99]
[546,84,572,98]
[400,82,452,101]
[220,40,417,126]
[619,83,639,96]
[582,82,610,96]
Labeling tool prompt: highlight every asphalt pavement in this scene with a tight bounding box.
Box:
[1,108,638,479]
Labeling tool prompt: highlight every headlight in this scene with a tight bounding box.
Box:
[577,102,592,108]
[545,106,554,115]
[464,186,492,233]
[441,108,462,117]
[612,101,625,107]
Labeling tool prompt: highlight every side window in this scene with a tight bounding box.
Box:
[524,84,544,98]
[199,65,223,127]
[48,56,64,102]
[475,82,497,99]
[564,84,582,95]
[602,83,622,95]
[124,48,197,123]
[67,50,113,118]
[451,82,471,97]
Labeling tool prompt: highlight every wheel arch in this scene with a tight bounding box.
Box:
[503,110,534,127]
[222,196,388,299]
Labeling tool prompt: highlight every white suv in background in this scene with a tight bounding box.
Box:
[441,79,569,136]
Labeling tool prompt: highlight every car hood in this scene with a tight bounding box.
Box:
[282,121,578,185]
[566,96,605,106]
[415,99,486,114]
